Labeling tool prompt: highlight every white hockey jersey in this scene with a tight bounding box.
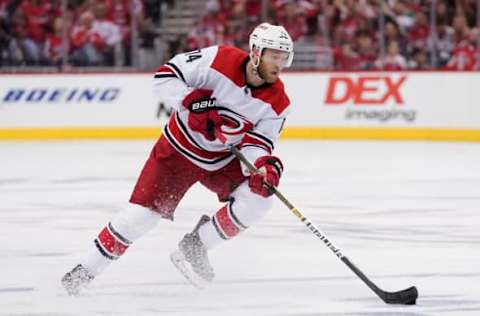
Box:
[152,45,291,172]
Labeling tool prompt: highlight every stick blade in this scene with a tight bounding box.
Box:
[383,286,418,305]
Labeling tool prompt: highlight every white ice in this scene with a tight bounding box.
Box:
[0,140,479,316]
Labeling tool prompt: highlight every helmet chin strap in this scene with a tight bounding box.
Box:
[250,49,265,81]
[253,65,265,81]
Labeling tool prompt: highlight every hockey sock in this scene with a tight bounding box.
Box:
[198,201,246,249]
[82,204,162,276]
[198,182,274,249]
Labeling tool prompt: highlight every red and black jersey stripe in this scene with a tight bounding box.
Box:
[163,113,233,166]
[240,131,274,153]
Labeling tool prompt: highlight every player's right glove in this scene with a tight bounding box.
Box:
[183,89,224,141]
[248,155,283,197]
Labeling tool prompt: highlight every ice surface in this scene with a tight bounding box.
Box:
[0,140,479,315]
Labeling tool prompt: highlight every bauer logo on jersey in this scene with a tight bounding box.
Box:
[189,98,217,113]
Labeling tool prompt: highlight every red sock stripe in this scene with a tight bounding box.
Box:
[98,226,129,257]
[215,205,240,238]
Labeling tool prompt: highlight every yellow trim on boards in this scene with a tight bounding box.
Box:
[281,127,480,142]
[0,128,162,140]
[1,127,480,142]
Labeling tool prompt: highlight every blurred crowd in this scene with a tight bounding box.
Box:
[182,0,480,70]
[0,0,169,67]
[0,0,479,70]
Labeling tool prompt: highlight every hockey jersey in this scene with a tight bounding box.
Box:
[152,45,291,172]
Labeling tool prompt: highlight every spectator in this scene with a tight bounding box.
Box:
[375,40,407,70]
[408,48,431,70]
[445,39,478,70]
[457,0,477,28]
[8,0,48,65]
[137,13,161,69]
[452,14,470,42]
[43,17,66,66]
[0,0,10,65]
[388,0,415,31]
[70,11,104,65]
[276,0,307,41]
[241,0,262,26]
[143,0,163,26]
[408,10,430,53]
[432,18,455,67]
[20,0,51,62]
[333,41,361,69]
[301,0,323,36]
[186,16,222,51]
[384,20,408,56]
[1,0,479,70]
[435,0,453,25]
[106,0,143,40]
[356,31,376,69]
[330,0,360,45]
[8,8,31,64]
[91,2,122,65]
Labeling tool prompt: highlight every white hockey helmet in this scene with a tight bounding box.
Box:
[249,22,294,68]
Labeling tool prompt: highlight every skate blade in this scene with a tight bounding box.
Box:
[170,250,209,289]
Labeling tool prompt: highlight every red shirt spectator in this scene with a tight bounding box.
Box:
[408,11,430,51]
[48,0,63,20]
[356,33,377,69]
[106,0,130,26]
[244,0,261,18]
[0,0,8,16]
[44,17,66,63]
[276,1,307,41]
[20,0,50,42]
[44,34,63,60]
[334,43,362,70]
[71,11,105,51]
[445,40,478,70]
[338,15,359,42]
[104,0,130,41]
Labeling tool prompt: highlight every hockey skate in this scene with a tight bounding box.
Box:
[61,264,94,296]
[170,215,214,289]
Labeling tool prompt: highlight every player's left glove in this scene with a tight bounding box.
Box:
[182,89,224,141]
[248,155,283,197]
[188,110,224,141]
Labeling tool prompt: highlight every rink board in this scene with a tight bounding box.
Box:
[1,72,480,141]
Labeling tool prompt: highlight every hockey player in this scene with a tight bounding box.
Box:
[61,22,294,295]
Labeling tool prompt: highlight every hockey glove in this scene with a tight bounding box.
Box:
[248,155,283,197]
[183,89,224,141]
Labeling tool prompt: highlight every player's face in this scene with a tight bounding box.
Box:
[258,49,290,83]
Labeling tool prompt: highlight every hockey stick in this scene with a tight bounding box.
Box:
[228,143,418,305]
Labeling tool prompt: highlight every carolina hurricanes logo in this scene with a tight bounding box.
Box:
[217,107,254,136]
[182,89,254,137]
